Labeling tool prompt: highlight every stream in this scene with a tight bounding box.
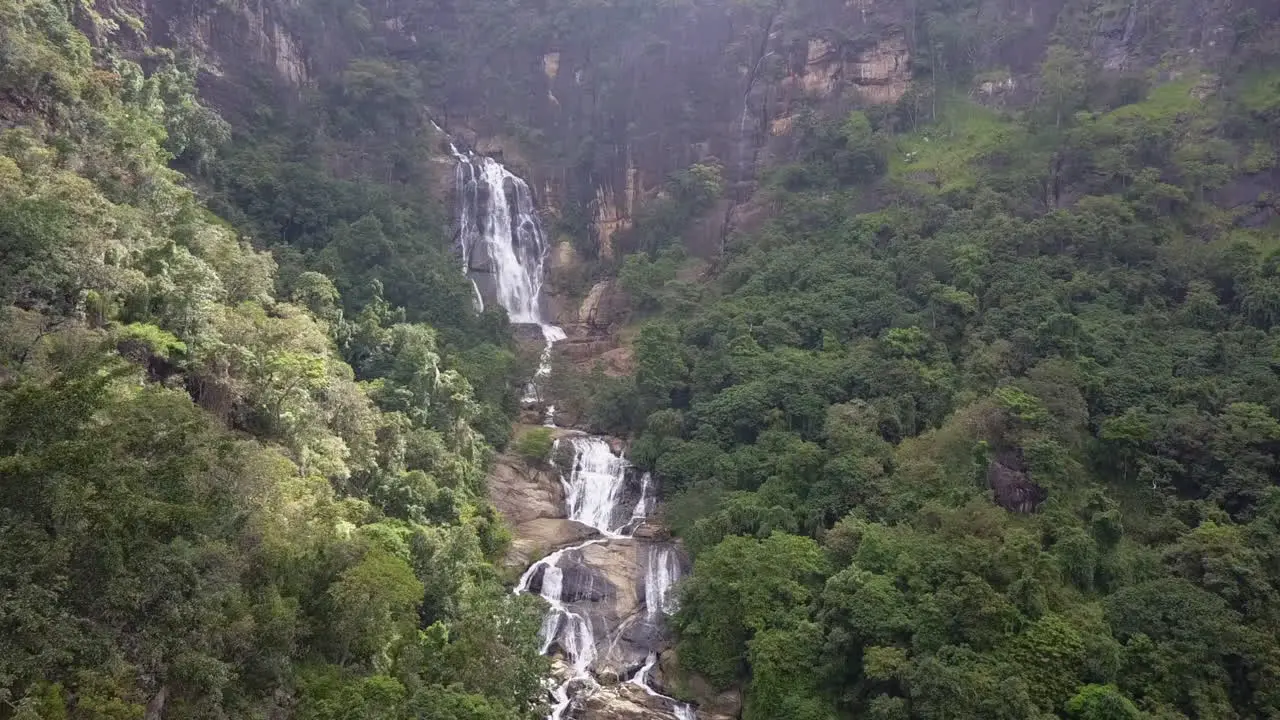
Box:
[450,141,695,720]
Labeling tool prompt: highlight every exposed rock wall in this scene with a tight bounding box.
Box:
[102,0,1280,302]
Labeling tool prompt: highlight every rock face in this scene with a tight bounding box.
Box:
[110,0,1280,270]
[507,518,599,571]
[529,538,661,683]
[576,682,688,720]
[489,454,564,526]
[987,449,1047,514]
[106,0,1280,338]
[489,439,612,569]
[655,650,742,720]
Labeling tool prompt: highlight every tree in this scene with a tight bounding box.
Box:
[635,322,687,407]
[674,533,827,687]
[328,550,424,667]
[1039,45,1087,128]
[1064,684,1141,720]
[513,427,554,466]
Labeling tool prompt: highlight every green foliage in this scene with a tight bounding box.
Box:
[674,533,827,688]
[113,322,186,359]
[1064,684,1140,720]
[1038,46,1089,128]
[0,5,543,719]
[513,427,554,466]
[618,247,698,316]
[621,56,1280,720]
[619,162,724,256]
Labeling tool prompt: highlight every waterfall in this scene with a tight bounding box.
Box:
[629,652,697,720]
[516,538,605,681]
[564,437,630,535]
[644,545,682,620]
[452,145,565,401]
[453,152,550,324]
[537,565,566,653]
[445,140,695,720]
[630,472,653,523]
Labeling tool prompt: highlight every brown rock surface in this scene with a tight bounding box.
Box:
[487,432,596,567]
[576,539,644,624]
[488,454,565,526]
[507,518,598,570]
[575,682,686,720]
[597,346,635,377]
[655,649,742,720]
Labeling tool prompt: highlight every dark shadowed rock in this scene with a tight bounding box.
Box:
[987,449,1047,514]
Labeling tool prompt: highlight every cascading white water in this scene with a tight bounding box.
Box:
[452,147,566,405]
[630,652,696,719]
[454,152,549,324]
[630,472,653,523]
[564,437,630,535]
[538,565,566,653]
[644,545,682,620]
[446,141,695,720]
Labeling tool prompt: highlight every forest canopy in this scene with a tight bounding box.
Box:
[576,14,1280,720]
[4,0,1280,718]
[0,2,544,718]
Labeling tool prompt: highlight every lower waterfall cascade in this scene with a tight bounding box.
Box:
[447,136,695,720]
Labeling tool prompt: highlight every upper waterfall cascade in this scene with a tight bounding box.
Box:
[451,145,566,401]
[446,142,692,720]
[453,149,550,324]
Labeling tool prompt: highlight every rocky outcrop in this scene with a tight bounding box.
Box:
[528,538,658,682]
[574,281,630,328]
[488,433,678,690]
[489,452,565,526]
[507,518,598,571]
[109,0,1280,278]
[987,449,1046,514]
[488,431,606,568]
[786,33,909,105]
[576,682,688,720]
[556,325,619,365]
[655,649,742,720]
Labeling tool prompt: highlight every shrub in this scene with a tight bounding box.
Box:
[514,427,554,466]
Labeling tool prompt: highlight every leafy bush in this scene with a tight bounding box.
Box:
[514,427,554,466]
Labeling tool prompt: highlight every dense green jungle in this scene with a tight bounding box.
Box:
[3,0,1280,718]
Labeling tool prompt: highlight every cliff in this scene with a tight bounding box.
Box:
[94,0,1277,262]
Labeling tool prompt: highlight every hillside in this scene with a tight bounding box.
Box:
[3,0,1280,719]
[0,2,542,718]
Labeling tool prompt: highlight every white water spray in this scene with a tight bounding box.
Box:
[630,472,654,523]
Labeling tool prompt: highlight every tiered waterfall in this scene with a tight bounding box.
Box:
[451,146,693,720]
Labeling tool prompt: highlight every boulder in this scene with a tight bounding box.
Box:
[575,681,687,720]
[631,522,670,541]
[548,539,657,680]
[572,540,644,622]
[488,453,564,526]
[597,345,635,377]
[488,436,605,568]
[576,280,630,328]
[986,448,1046,514]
